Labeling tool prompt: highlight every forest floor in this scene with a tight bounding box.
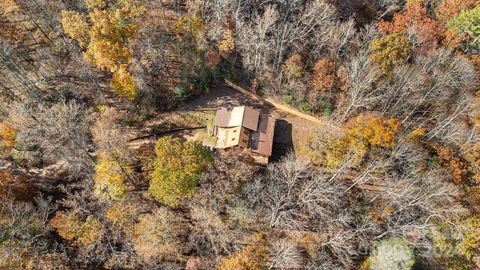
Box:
[126,84,326,159]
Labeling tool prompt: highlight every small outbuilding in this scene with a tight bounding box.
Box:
[212,106,276,164]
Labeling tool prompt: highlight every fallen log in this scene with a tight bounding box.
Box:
[128,126,206,142]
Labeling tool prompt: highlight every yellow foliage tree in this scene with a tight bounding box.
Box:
[217,240,268,270]
[218,28,235,55]
[85,0,107,10]
[430,216,480,270]
[346,115,401,148]
[110,64,137,100]
[370,33,412,77]
[301,115,400,171]
[282,54,304,79]
[106,202,136,234]
[60,11,90,47]
[60,0,143,99]
[93,151,130,200]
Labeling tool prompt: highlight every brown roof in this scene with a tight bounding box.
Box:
[242,106,260,131]
[253,115,276,157]
[214,108,230,127]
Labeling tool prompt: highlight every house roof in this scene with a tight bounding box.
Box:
[214,106,260,130]
[253,115,276,156]
[214,106,275,158]
[214,108,230,127]
[242,106,260,131]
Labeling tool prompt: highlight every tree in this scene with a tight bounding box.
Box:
[378,0,445,53]
[60,0,144,99]
[246,153,346,230]
[49,211,105,247]
[60,11,90,47]
[106,202,136,235]
[345,114,401,148]
[367,237,415,270]
[369,33,412,76]
[13,100,92,179]
[0,196,52,269]
[217,238,268,270]
[310,58,335,93]
[92,151,130,200]
[447,7,480,53]
[282,54,304,79]
[134,208,185,263]
[0,122,15,147]
[430,216,480,270]
[431,143,467,184]
[436,0,478,23]
[110,64,137,100]
[218,28,235,55]
[149,136,212,207]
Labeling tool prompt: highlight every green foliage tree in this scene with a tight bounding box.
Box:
[149,136,212,207]
[368,237,415,270]
[370,33,412,77]
[447,7,480,53]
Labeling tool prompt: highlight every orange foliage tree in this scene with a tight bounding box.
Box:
[49,211,105,247]
[310,58,335,93]
[436,0,479,23]
[217,238,268,270]
[431,143,467,184]
[0,122,15,147]
[378,0,445,53]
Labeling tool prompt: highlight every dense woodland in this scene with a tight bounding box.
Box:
[1,0,480,269]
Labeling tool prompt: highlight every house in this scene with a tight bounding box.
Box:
[212,106,276,164]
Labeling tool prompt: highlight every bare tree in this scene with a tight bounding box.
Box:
[246,153,346,230]
[13,99,92,179]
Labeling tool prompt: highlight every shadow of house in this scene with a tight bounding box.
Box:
[270,119,293,162]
